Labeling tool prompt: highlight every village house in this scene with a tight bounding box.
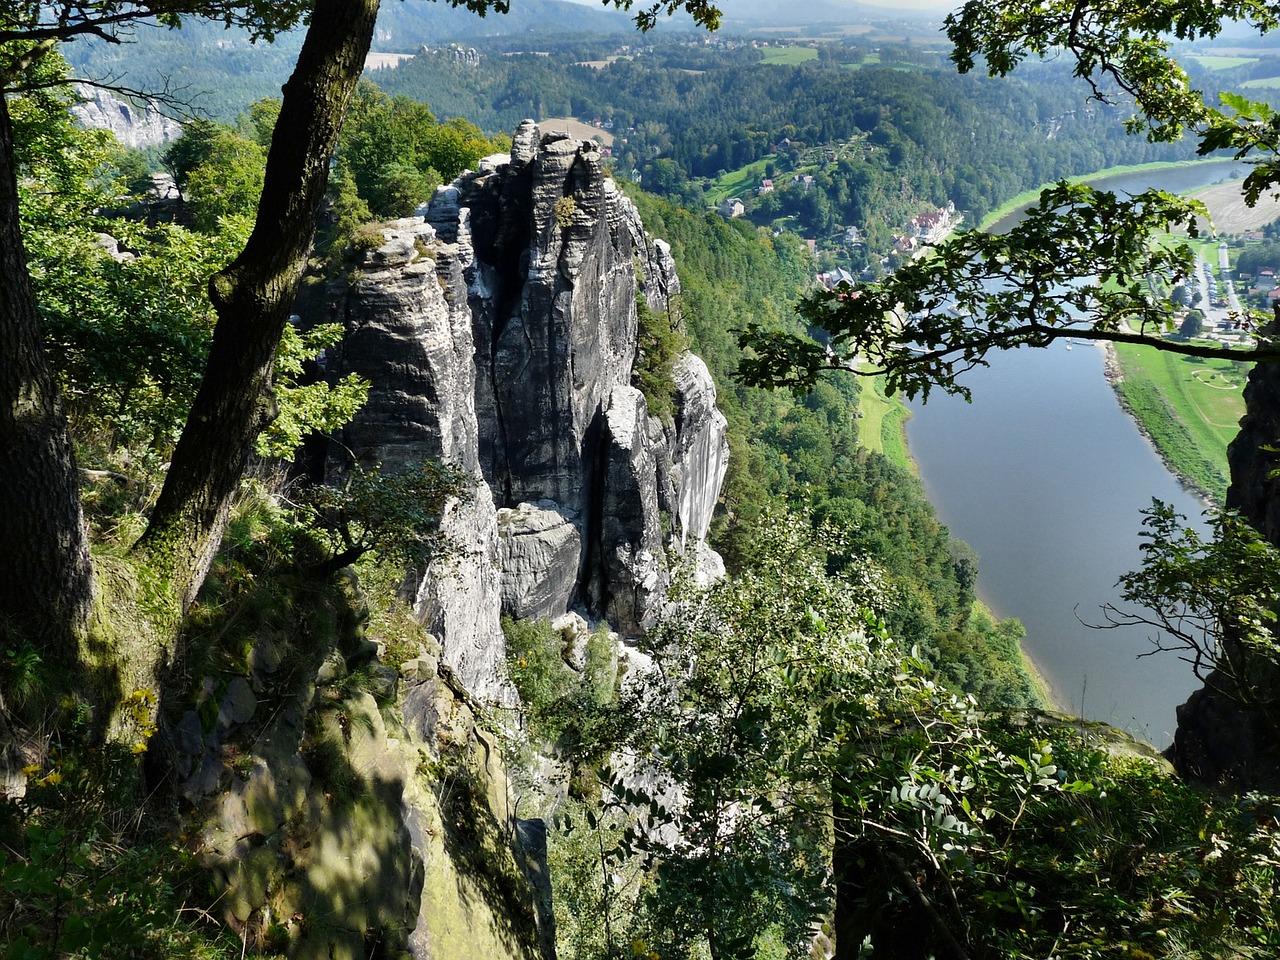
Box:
[907,202,959,246]
[818,267,856,290]
[718,197,746,219]
[843,225,863,247]
[758,178,774,195]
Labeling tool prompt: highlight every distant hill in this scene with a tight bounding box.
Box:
[375,0,632,43]
[710,0,937,25]
[63,0,635,120]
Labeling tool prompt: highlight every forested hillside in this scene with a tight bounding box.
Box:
[626,189,1039,706]
[378,42,1193,225]
[3,3,1280,959]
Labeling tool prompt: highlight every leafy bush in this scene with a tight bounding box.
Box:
[0,760,241,959]
[256,323,370,460]
[554,195,577,229]
[291,461,470,576]
[634,295,686,420]
[503,617,623,762]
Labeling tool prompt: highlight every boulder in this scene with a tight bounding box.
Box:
[497,500,582,620]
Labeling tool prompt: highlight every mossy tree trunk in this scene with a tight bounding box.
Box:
[139,0,381,608]
[0,90,94,658]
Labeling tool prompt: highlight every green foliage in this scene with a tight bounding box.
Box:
[0,757,241,959]
[742,183,1210,401]
[504,617,577,739]
[1112,503,1280,723]
[585,513,891,959]
[292,461,470,575]
[547,514,1279,959]
[256,323,370,459]
[319,163,376,270]
[182,132,266,232]
[633,295,685,419]
[335,83,500,218]
[1180,310,1206,339]
[628,189,1036,707]
[377,32,1189,235]
[239,97,282,148]
[553,195,577,229]
[503,617,622,760]
[162,119,266,230]
[12,76,241,454]
[926,605,1039,709]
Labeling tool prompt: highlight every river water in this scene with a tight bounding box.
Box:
[987,159,1251,234]
[908,160,1249,746]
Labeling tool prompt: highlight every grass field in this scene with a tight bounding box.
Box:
[1242,75,1280,89]
[1186,54,1260,70]
[1111,343,1250,500]
[703,157,773,205]
[760,46,818,65]
[857,373,915,474]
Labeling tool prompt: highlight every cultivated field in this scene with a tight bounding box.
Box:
[1194,179,1280,233]
[761,46,818,65]
[1198,46,1280,56]
[538,117,615,146]
[1186,54,1260,70]
[1242,75,1280,89]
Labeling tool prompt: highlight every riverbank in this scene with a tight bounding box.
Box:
[1102,341,1240,505]
[972,597,1061,711]
[978,158,1230,231]
[855,368,916,474]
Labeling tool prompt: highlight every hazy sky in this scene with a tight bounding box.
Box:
[564,0,959,16]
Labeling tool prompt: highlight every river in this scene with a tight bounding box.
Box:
[908,160,1248,747]
[987,158,1251,234]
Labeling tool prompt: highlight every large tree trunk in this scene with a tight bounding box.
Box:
[0,91,93,656]
[139,0,380,608]
[1170,339,1280,787]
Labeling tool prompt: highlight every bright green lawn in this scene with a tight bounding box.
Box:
[1112,342,1250,500]
[761,46,818,65]
[1186,54,1260,70]
[857,373,915,474]
[1242,75,1280,89]
[704,157,773,206]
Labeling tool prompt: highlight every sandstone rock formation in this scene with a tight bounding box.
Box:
[163,124,727,960]
[71,85,181,149]
[320,122,730,700]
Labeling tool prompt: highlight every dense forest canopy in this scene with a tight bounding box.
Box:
[2,1,1280,958]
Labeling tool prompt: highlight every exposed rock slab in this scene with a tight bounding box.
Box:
[497,500,582,620]
[320,123,730,700]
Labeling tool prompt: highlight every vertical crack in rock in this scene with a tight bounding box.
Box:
[319,121,731,694]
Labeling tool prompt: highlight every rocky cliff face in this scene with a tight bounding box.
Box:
[71,85,182,149]
[319,122,729,702]
[1171,357,1280,788]
[173,125,726,960]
